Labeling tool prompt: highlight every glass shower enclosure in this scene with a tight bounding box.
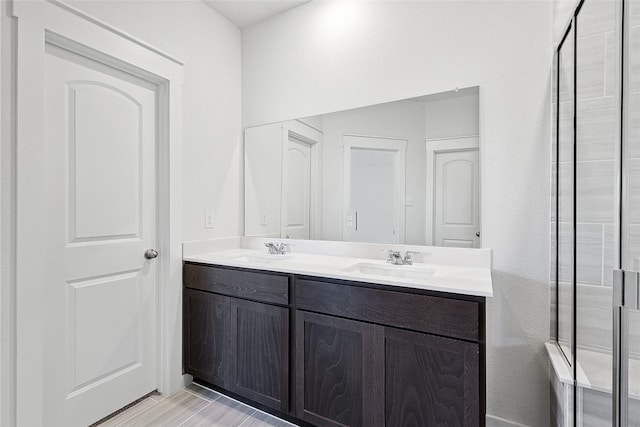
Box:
[552,0,640,425]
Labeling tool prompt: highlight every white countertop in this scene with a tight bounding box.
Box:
[184,248,493,298]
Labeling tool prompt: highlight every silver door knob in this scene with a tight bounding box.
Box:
[476,232,481,237]
[144,249,159,259]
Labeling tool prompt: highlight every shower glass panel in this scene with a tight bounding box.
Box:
[624,0,640,420]
[553,0,640,424]
[558,23,575,366]
[575,0,619,424]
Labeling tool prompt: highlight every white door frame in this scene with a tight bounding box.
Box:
[12,2,184,425]
[342,134,407,243]
[280,120,322,239]
[425,135,479,246]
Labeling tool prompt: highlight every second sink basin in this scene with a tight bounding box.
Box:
[343,262,436,281]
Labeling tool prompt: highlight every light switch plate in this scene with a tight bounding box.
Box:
[205,210,215,229]
[405,196,414,207]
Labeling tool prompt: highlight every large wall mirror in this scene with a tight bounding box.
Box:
[244,86,480,247]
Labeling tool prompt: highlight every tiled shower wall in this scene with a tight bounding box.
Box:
[553,0,619,355]
[553,0,640,358]
[574,0,618,355]
[627,0,640,270]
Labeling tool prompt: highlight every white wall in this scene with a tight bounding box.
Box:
[245,123,282,237]
[242,2,553,425]
[0,1,241,424]
[425,92,479,139]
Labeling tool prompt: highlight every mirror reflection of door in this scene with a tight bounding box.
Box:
[350,148,395,243]
[284,136,311,239]
[426,136,480,248]
[343,135,407,244]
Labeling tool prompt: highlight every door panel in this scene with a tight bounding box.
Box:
[382,327,479,427]
[230,298,289,412]
[295,310,377,427]
[434,149,479,248]
[70,272,140,389]
[350,148,396,243]
[342,135,406,244]
[43,43,158,426]
[70,82,142,241]
[183,289,230,388]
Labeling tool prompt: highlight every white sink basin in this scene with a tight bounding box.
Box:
[230,253,291,263]
[343,263,436,281]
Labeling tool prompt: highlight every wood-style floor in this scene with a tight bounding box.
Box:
[95,383,295,427]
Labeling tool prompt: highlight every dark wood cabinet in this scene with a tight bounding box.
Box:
[184,263,289,305]
[183,288,230,388]
[230,298,289,413]
[183,262,485,426]
[380,326,479,427]
[295,311,376,427]
[183,263,291,413]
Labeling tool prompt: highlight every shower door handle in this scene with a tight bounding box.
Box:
[612,270,640,427]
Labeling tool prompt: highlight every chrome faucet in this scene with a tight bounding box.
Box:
[383,249,420,265]
[265,242,290,255]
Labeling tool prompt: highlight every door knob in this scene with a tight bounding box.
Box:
[144,249,159,260]
[476,232,481,237]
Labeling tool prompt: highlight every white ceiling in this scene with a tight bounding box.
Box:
[203,1,310,29]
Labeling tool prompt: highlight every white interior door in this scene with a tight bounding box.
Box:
[43,43,158,426]
[349,148,396,243]
[284,137,311,239]
[343,135,407,244]
[434,149,480,248]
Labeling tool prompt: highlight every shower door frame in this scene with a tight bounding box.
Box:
[553,0,638,425]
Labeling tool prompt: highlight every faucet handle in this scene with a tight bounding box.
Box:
[277,243,291,253]
[382,249,401,263]
[403,250,420,264]
[264,242,278,254]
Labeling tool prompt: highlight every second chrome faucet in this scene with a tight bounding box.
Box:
[265,242,290,255]
[384,249,420,265]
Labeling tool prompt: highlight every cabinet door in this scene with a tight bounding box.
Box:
[183,288,230,388]
[380,326,480,426]
[296,310,379,427]
[230,298,289,413]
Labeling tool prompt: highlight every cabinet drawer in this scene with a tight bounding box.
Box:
[296,278,480,342]
[184,263,289,305]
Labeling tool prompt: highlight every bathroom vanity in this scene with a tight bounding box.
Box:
[183,241,491,427]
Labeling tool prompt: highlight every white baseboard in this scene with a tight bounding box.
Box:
[486,414,531,427]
